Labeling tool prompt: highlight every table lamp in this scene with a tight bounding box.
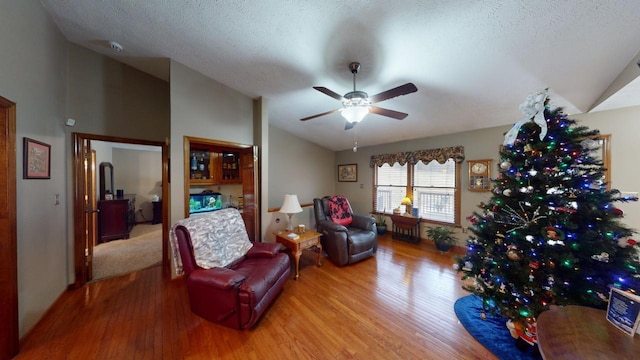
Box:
[279,194,303,231]
[401,197,413,216]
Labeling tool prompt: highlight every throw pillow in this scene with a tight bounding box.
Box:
[327,195,353,226]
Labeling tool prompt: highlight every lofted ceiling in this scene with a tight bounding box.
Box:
[40,0,640,151]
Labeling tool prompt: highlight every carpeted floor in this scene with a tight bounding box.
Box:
[454,294,541,360]
[92,223,162,281]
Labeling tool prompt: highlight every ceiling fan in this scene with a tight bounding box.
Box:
[300,62,418,130]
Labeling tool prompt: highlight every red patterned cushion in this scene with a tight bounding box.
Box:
[327,195,352,226]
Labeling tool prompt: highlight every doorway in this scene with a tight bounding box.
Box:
[72,133,169,288]
[91,140,164,281]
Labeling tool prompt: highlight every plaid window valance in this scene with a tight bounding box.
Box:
[369,146,465,168]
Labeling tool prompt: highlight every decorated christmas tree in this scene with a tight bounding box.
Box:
[457,89,640,345]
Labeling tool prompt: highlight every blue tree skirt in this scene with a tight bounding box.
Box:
[454,295,541,360]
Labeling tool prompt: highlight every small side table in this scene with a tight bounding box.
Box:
[389,214,421,243]
[274,230,322,279]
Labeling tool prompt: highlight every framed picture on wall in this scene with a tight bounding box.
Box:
[23,137,51,179]
[338,164,357,182]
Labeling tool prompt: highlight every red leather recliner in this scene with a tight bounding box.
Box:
[173,220,290,329]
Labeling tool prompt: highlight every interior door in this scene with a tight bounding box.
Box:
[241,146,259,242]
[0,96,18,358]
[84,150,97,280]
[72,136,97,286]
[73,133,169,287]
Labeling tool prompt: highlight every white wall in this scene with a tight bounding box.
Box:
[0,0,68,337]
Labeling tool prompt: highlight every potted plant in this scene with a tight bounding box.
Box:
[425,225,457,252]
[374,211,387,235]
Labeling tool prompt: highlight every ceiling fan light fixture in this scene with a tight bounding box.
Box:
[341,90,370,123]
[340,105,369,123]
[300,61,417,125]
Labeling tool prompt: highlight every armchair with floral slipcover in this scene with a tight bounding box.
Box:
[170,208,290,329]
[313,195,377,266]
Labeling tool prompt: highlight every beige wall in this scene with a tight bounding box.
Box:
[0,0,68,337]
[268,126,335,208]
[66,44,170,282]
[265,125,335,241]
[169,60,254,225]
[335,125,504,244]
[113,147,162,221]
[66,44,170,141]
[574,106,640,230]
[335,106,640,245]
[1,1,171,337]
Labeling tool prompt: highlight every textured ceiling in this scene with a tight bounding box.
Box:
[40,0,640,151]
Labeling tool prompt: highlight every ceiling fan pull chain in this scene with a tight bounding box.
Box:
[353,127,358,152]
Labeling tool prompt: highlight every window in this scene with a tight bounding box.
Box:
[375,163,407,213]
[372,147,463,225]
[413,159,456,223]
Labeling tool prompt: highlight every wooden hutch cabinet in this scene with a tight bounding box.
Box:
[188,149,242,185]
[184,136,259,242]
[220,151,241,183]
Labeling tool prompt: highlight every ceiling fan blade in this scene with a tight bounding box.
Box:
[313,86,343,100]
[369,106,409,120]
[300,108,340,121]
[344,121,356,130]
[369,83,418,104]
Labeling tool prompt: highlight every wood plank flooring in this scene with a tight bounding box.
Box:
[16,233,498,359]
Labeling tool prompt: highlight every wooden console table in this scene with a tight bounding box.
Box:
[389,214,421,243]
[537,305,640,359]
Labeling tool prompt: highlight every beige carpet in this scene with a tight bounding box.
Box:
[92,223,162,281]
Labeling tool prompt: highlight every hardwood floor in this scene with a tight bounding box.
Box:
[16,233,497,360]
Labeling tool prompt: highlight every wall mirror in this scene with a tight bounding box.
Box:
[99,162,114,200]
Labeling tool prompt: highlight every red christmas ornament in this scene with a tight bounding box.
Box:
[516,322,538,346]
[612,207,624,216]
[629,239,637,246]
[551,206,577,214]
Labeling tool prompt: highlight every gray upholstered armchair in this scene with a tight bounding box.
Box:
[313,196,377,266]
